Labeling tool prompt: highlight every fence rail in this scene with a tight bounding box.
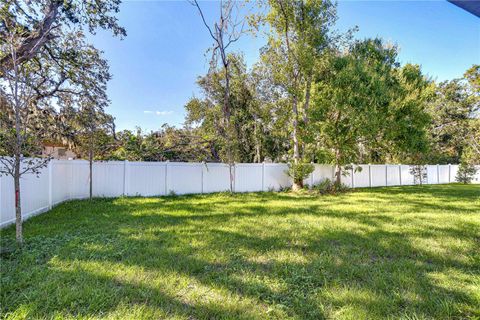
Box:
[1,160,478,228]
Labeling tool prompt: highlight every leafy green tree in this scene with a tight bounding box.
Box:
[462,65,480,164]
[0,0,125,75]
[61,98,115,199]
[0,0,124,245]
[250,61,291,162]
[185,54,280,163]
[383,64,433,164]
[260,0,339,190]
[428,65,479,164]
[310,39,395,184]
[456,162,478,184]
[461,118,480,164]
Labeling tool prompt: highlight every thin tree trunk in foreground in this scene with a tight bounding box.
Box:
[292,95,302,191]
[13,50,23,245]
[89,148,93,200]
[14,156,23,245]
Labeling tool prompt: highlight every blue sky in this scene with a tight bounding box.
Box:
[89,0,480,132]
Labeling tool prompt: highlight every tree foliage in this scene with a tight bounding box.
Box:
[428,65,479,164]
[309,38,432,184]
[0,0,124,245]
[259,0,340,189]
[456,162,478,184]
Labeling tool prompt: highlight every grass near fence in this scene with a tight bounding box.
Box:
[1,184,479,319]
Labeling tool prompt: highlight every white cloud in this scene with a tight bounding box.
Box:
[143,110,174,116]
[156,111,173,116]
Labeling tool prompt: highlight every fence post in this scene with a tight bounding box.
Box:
[399,164,402,186]
[426,165,429,184]
[262,162,265,191]
[310,162,314,188]
[385,165,388,186]
[201,162,205,194]
[48,160,53,209]
[69,160,73,200]
[368,164,372,188]
[123,160,128,196]
[436,164,440,184]
[233,163,236,193]
[351,164,354,188]
[165,161,169,195]
[448,163,451,183]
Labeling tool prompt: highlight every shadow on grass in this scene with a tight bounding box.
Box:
[1,184,479,319]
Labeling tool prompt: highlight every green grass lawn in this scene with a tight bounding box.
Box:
[1,184,479,319]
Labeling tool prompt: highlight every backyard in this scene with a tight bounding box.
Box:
[1,184,479,319]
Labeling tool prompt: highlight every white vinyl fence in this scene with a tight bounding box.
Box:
[0,160,478,228]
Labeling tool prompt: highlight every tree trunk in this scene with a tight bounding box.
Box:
[255,143,261,164]
[292,95,302,191]
[221,52,235,193]
[334,149,342,186]
[229,163,234,193]
[12,48,23,246]
[253,116,261,163]
[89,147,93,200]
[334,164,342,186]
[14,155,23,245]
[303,76,312,125]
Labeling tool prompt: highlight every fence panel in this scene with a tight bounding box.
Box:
[475,166,480,183]
[0,174,14,227]
[70,161,90,199]
[235,164,263,192]
[438,165,450,184]
[20,166,50,216]
[370,165,387,187]
[340,167,353,188]
[93,162,125,197]
[0,165,50,227]
[400,165,415,185]
[203,163,230,193]
[264,163,290,191]
[353,165,370,188]
[386,165,401,186]
[426,165,439,185]
[311,164,334,185]
[450,165,458,183]
[52,161,72,204]
[128,162,166,196]
[167,163,203,195]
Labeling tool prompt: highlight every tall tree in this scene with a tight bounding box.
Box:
[185,54,277,163]
[310,39,432,185]
[385,63,433,164]
[61,98,115,200]
[461,118,480,164]
[461,65,480,164]
[0,34,52,245]
[190,0,246,192]
[427,65,479,164]
[0,0,123,245]
[260,0,338,190]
